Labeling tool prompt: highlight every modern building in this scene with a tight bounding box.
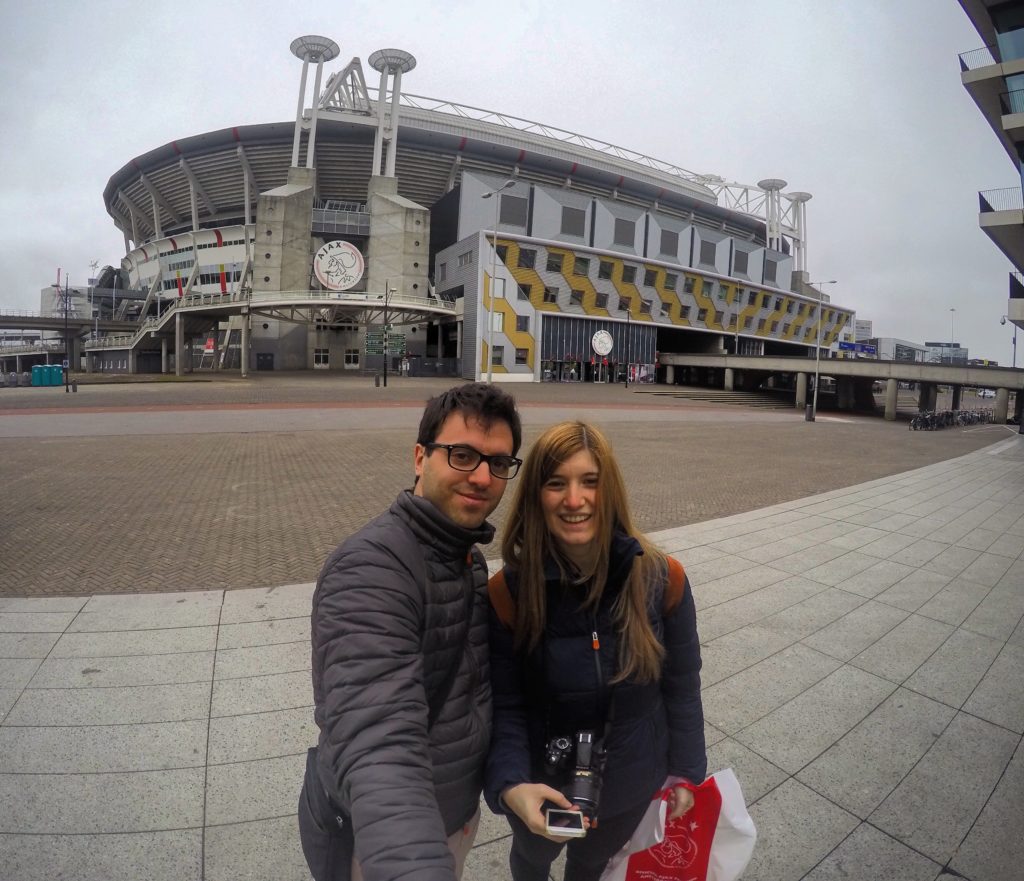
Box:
[88,37,853,380]
[924,340,970,363]
[867,337,928,362]
[854,319,873,342]
[959,0,1024,339]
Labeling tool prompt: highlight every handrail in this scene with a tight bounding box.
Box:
[959,44,997,71]
[979,187,1024,212]
[1000,88,1024,114]
[0,341,64,354]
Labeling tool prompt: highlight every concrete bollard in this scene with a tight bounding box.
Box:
[805,404,815,422]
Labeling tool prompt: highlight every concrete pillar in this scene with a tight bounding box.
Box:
[241,316,249,378]
[885,378,898,421]
[86,353,93,374]
[951,386,962,411]
[185,338,193,373]
[15,355,21,373]
[128,349,137,375]
[665,364,674,385]
[918,383,937,412]
[995,388,1010,424]
[724,367,735,391]
[175,312,183,377]
[161,338,168,374]
[1014,389,1023,424]
[795,372,808,408]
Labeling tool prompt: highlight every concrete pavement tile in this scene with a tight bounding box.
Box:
[218,583,316,624]
[956,527,1001,552]
[958,551,1015,587]
[67,606,221,632]
[825,526,889,551]
[50,626,218,657]
[849,615,954,683]
[670,543,730,564]
[208,706,317,765]
[888,539,951,568]
[983,531,1024,559]
[876,569,952,613]
[802,823,943,881]
[1012,614,1024,648]
[869,712,1019,865]
[803,551,880,587]
[996,557,1024,587]
[736,534,818,564]
[0,688,19,722]
[896,516,950,539]
[211,670,313,717]
[0,720,207,773]
[767,544,849,576]
[5,681,210,726]
[915,577,992,627]
[962,642,1024,733]
[835,508,888,527]
[796,688,954,818]
[801,521,859,543]
[682,555,758,586]
[204,815,311,881]
[704,721,727,747]
[872,512,924,532]
[0,767,204,833]
[0,597,88,613]
[0,632,60,658]
[701,643,841,734]
[205,752,306,825]
[214,641,310,680]
[857,532,920,560]
[0,611,77,632]
[757,588,866,643]
[705,737,788,805]
[696,576,825,640]
[904,629,1004,709]
[834,559,917,599]
[743,779,858,881]
[734,666,895,774]
[691,565,791,609]
[463,836,514,881]
[701,624,796,686]
[81,590,223,612]
[217,617,310,650]
[949,742,1024,881]
[921,545,982,577]
[475,797,512,846]
[0,657,42,689]
[962,585,1024,640]
[0,830,203,881]
[28,651,214,688]
[801,601,910,662]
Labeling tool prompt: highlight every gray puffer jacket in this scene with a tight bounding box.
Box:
[311,490,493,880]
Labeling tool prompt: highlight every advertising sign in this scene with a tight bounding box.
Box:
[313,240,365,291]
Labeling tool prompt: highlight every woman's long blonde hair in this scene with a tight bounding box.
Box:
[501,421,666,683]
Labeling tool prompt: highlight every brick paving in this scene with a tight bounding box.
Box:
[0,376,1009,596]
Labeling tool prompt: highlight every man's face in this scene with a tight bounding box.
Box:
[414,413,514,528]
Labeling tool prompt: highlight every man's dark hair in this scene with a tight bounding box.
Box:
[417,382,522,454]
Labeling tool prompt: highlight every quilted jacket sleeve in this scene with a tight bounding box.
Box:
[314,540,457,881]
[483,585,533,814]
[660,574,707,784]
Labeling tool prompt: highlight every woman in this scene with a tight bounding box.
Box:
[485,421,706,881]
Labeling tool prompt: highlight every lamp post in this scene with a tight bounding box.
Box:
[63,277,70,392]
[623,301,631,387]
[949,307,956,360]
[481,179,515,382]
[382,279,394,388]
[808,280,837,421]
[1001,315,1018,369]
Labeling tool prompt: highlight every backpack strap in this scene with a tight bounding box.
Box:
[488,569,516,629]
[664,556,687,615]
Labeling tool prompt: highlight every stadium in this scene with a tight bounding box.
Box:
[85,36,854,381]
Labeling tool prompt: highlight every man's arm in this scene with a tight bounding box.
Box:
[314,542,456,880]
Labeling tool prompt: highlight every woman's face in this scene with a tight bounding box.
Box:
[541,449,600,563]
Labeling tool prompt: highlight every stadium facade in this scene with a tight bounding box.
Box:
[91,37,854,380]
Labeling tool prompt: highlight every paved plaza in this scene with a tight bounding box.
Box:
[1,378,1022,880]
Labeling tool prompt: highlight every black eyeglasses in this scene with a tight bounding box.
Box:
[424,443,522,479]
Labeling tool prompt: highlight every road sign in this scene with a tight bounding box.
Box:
[61,360,69,369]
[839,341,877,355]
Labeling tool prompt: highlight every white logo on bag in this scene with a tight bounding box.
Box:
[647,818,699,870]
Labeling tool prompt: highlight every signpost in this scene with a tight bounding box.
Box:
[838,341,877,355]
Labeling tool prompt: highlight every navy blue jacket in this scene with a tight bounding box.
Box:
[485,534,706,820]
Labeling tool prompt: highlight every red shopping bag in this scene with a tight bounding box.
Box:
[601,769,756,881]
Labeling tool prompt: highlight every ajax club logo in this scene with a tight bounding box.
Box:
[313,240,365,291]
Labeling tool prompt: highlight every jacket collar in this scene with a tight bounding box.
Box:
[392,489,495,557]
[542,528,643,587]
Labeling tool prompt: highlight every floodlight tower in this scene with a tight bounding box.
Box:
[787,192,812,273]
[757,179,788,252]
[290,35,340,169]
[368,49,417,177]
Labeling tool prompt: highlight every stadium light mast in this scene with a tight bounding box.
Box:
[289,36,340,169]
[481,180,515,382]
[368,49,417,177]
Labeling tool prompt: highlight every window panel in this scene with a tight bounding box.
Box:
[613,218,635,246]
[561,206,586,237]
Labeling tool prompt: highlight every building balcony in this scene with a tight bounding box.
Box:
[980,188,1024,273]
[960,44,1024,166]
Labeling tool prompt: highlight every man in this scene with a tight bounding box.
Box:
[299,382,522,881]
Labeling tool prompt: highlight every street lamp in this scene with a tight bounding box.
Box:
[808,280,837,421]
[1001,315,1018,368]
[481,179,515,382]
[949,307,956,358]
[623,301,631,387]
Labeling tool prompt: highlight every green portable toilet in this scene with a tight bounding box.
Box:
[47,364,61,386]
[31,365,42,386]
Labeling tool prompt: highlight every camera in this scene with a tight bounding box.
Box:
[542,730,607,818]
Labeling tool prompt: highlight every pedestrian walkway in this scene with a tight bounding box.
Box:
[1,437,1022,881]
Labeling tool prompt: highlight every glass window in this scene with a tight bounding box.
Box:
[516,314,530,332]
[344,348,359,366]
[640,300,653,314]
[761,293,771,308]
[704,280,716,298]
[543,286,558,303]
[570,289,584,306]
[660,229,679,256]
[458,251,472,267]
[518,284,531,301]
[491,345,504,365]
[758,318,767,331]
[561,206,586,237]
[438,263,447,283]
[699,240,717,265]
[493,312,504,332]
[314,348,329,366]
[774,297,783,311]
[783,323,791,335]
[546,253,564,272]
[496,244,508,263]
[620,296,632,311]
[515,348,528,365]
[598,260,613,279]
[771,320,779,332]
[680,305,691,319]
[644,268,657,287]
[517,248,536,269]
[664,273,677,291]
[733,250,749,274]
[614,218,635,246]
[697,308,707,321]
[595,292,608,309]
[743,316,752,329]
[573,257,590,277]
[622,265,637,284]
[683,276,695,294]
[714,310,724,324]
[764,259,777,283]
[499,195,529,226]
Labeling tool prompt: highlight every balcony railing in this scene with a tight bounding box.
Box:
[959,44,997,71]
[1000,89,1024,114]
[1011,271,1024,300]
[980,187,1024,213]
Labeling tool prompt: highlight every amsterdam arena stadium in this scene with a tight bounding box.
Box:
[87,36,853,381]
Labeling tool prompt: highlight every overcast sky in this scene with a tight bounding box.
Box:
[1,0,1018,363]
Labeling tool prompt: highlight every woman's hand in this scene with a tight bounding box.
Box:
[667,785,694,821]
[501,783,583,841]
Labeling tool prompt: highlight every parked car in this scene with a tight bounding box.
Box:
[978,388,996,398]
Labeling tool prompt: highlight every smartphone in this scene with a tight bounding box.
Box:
[545,808,587,838]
